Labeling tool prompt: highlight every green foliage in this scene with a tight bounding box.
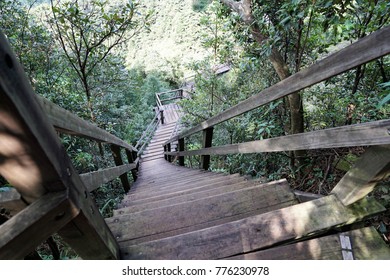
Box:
[192,0,211,12]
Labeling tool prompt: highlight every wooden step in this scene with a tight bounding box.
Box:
[107,180,298,245]
[226,227,390,260]
[122,174,245,202]
[119,196,385,259]
[119,175,249,208]
[115,179,289,215]
[129,171,233,192]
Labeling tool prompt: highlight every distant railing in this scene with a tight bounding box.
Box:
[0,31,139,259]
[163,26,390,207]
[155,89,184,124]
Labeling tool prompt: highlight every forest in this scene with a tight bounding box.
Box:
[0,0,389,258]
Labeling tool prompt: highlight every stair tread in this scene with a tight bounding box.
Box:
[118,196,385,259]
[107,179,298,245]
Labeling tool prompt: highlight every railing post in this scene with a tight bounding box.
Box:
[110,145,131,192]
[125,149,138,182]
[167,143,172,162]
[160,109,164,125]
[164,145,168,161]
[178,138,185,166]
[201,127,213,170]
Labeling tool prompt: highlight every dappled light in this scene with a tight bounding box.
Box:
[1,0,390,261]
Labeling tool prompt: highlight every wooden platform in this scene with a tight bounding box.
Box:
[106,106,390,260]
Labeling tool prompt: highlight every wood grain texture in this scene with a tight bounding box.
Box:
[37,96,136,152]
[226,227,390,260]
[0,191,77,259]
[80,164,136,192]
[0,32,120,259]
[120,195,385,259]
[331,145,390,205]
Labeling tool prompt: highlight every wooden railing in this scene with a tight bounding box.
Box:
[163,25,390,206]
[155,89,184,124]
[0,31,140,259]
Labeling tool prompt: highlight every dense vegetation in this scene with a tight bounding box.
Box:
[1,0,389,258]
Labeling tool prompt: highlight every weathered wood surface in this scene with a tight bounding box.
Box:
[80,164,136,192]
[120,195,385,259]
[116,179,282,215]
[165,119,390,157]
[165,26,390,144]
[226,227,390,260]
[107,180,297,244]
[331,145,390,205]
[0,191,77,259]
[0,189,27,216]
[37,96,136,152]
[111,145,131,192]
[120,175,246,207]
[0,32,120,259]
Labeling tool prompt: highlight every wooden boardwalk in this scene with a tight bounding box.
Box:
[106,105,390,260]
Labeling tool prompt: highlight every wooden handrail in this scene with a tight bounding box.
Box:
[164,119,390,157]
[0,30,138,259]
[37,96,137,153]
[163,26,390,146]
[162,26,390,208]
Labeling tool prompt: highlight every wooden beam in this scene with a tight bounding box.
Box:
[0,32,120,259]
[331,145,390,205]
[37,96,136,152]
[201,127,213,170]
[110,145,131,193]
[164,26,390,144]
[164,119,390,157]
[121,195,385,259]
[227,227,390,260]
[80,164,136,192]
[0,191,77,260]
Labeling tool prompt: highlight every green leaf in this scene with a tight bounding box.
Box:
[377,93,390,108]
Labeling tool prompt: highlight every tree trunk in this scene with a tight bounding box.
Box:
[220,0,306,164]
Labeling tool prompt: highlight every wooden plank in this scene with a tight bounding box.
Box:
[110,145,131,193]
[331,145,390,205]
[0,32,120,259]
[116,179,287,214]
[80,164,136,192]
[121,195,385,259]
[37,96,136,152]
[0,191,77,259]
[108,182,299,242]
[227,227,390,260]
[0,189,27,216]
[165,119,390,157]
[164,26,390,145]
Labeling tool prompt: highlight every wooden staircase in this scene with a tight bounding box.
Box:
[105,106,390,260]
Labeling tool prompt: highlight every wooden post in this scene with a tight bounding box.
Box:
[125,149,138,182]
[201,127,214,170]
[331,145,390,205]
[164,145,168,161]
[160,109,164,124]
[178,138,185,166]
[110,145,131,193]
[167,143,172,162]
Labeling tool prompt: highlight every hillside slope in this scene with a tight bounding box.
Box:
[125,0,209,79]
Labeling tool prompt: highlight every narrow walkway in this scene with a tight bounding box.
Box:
[105,105,390,260]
